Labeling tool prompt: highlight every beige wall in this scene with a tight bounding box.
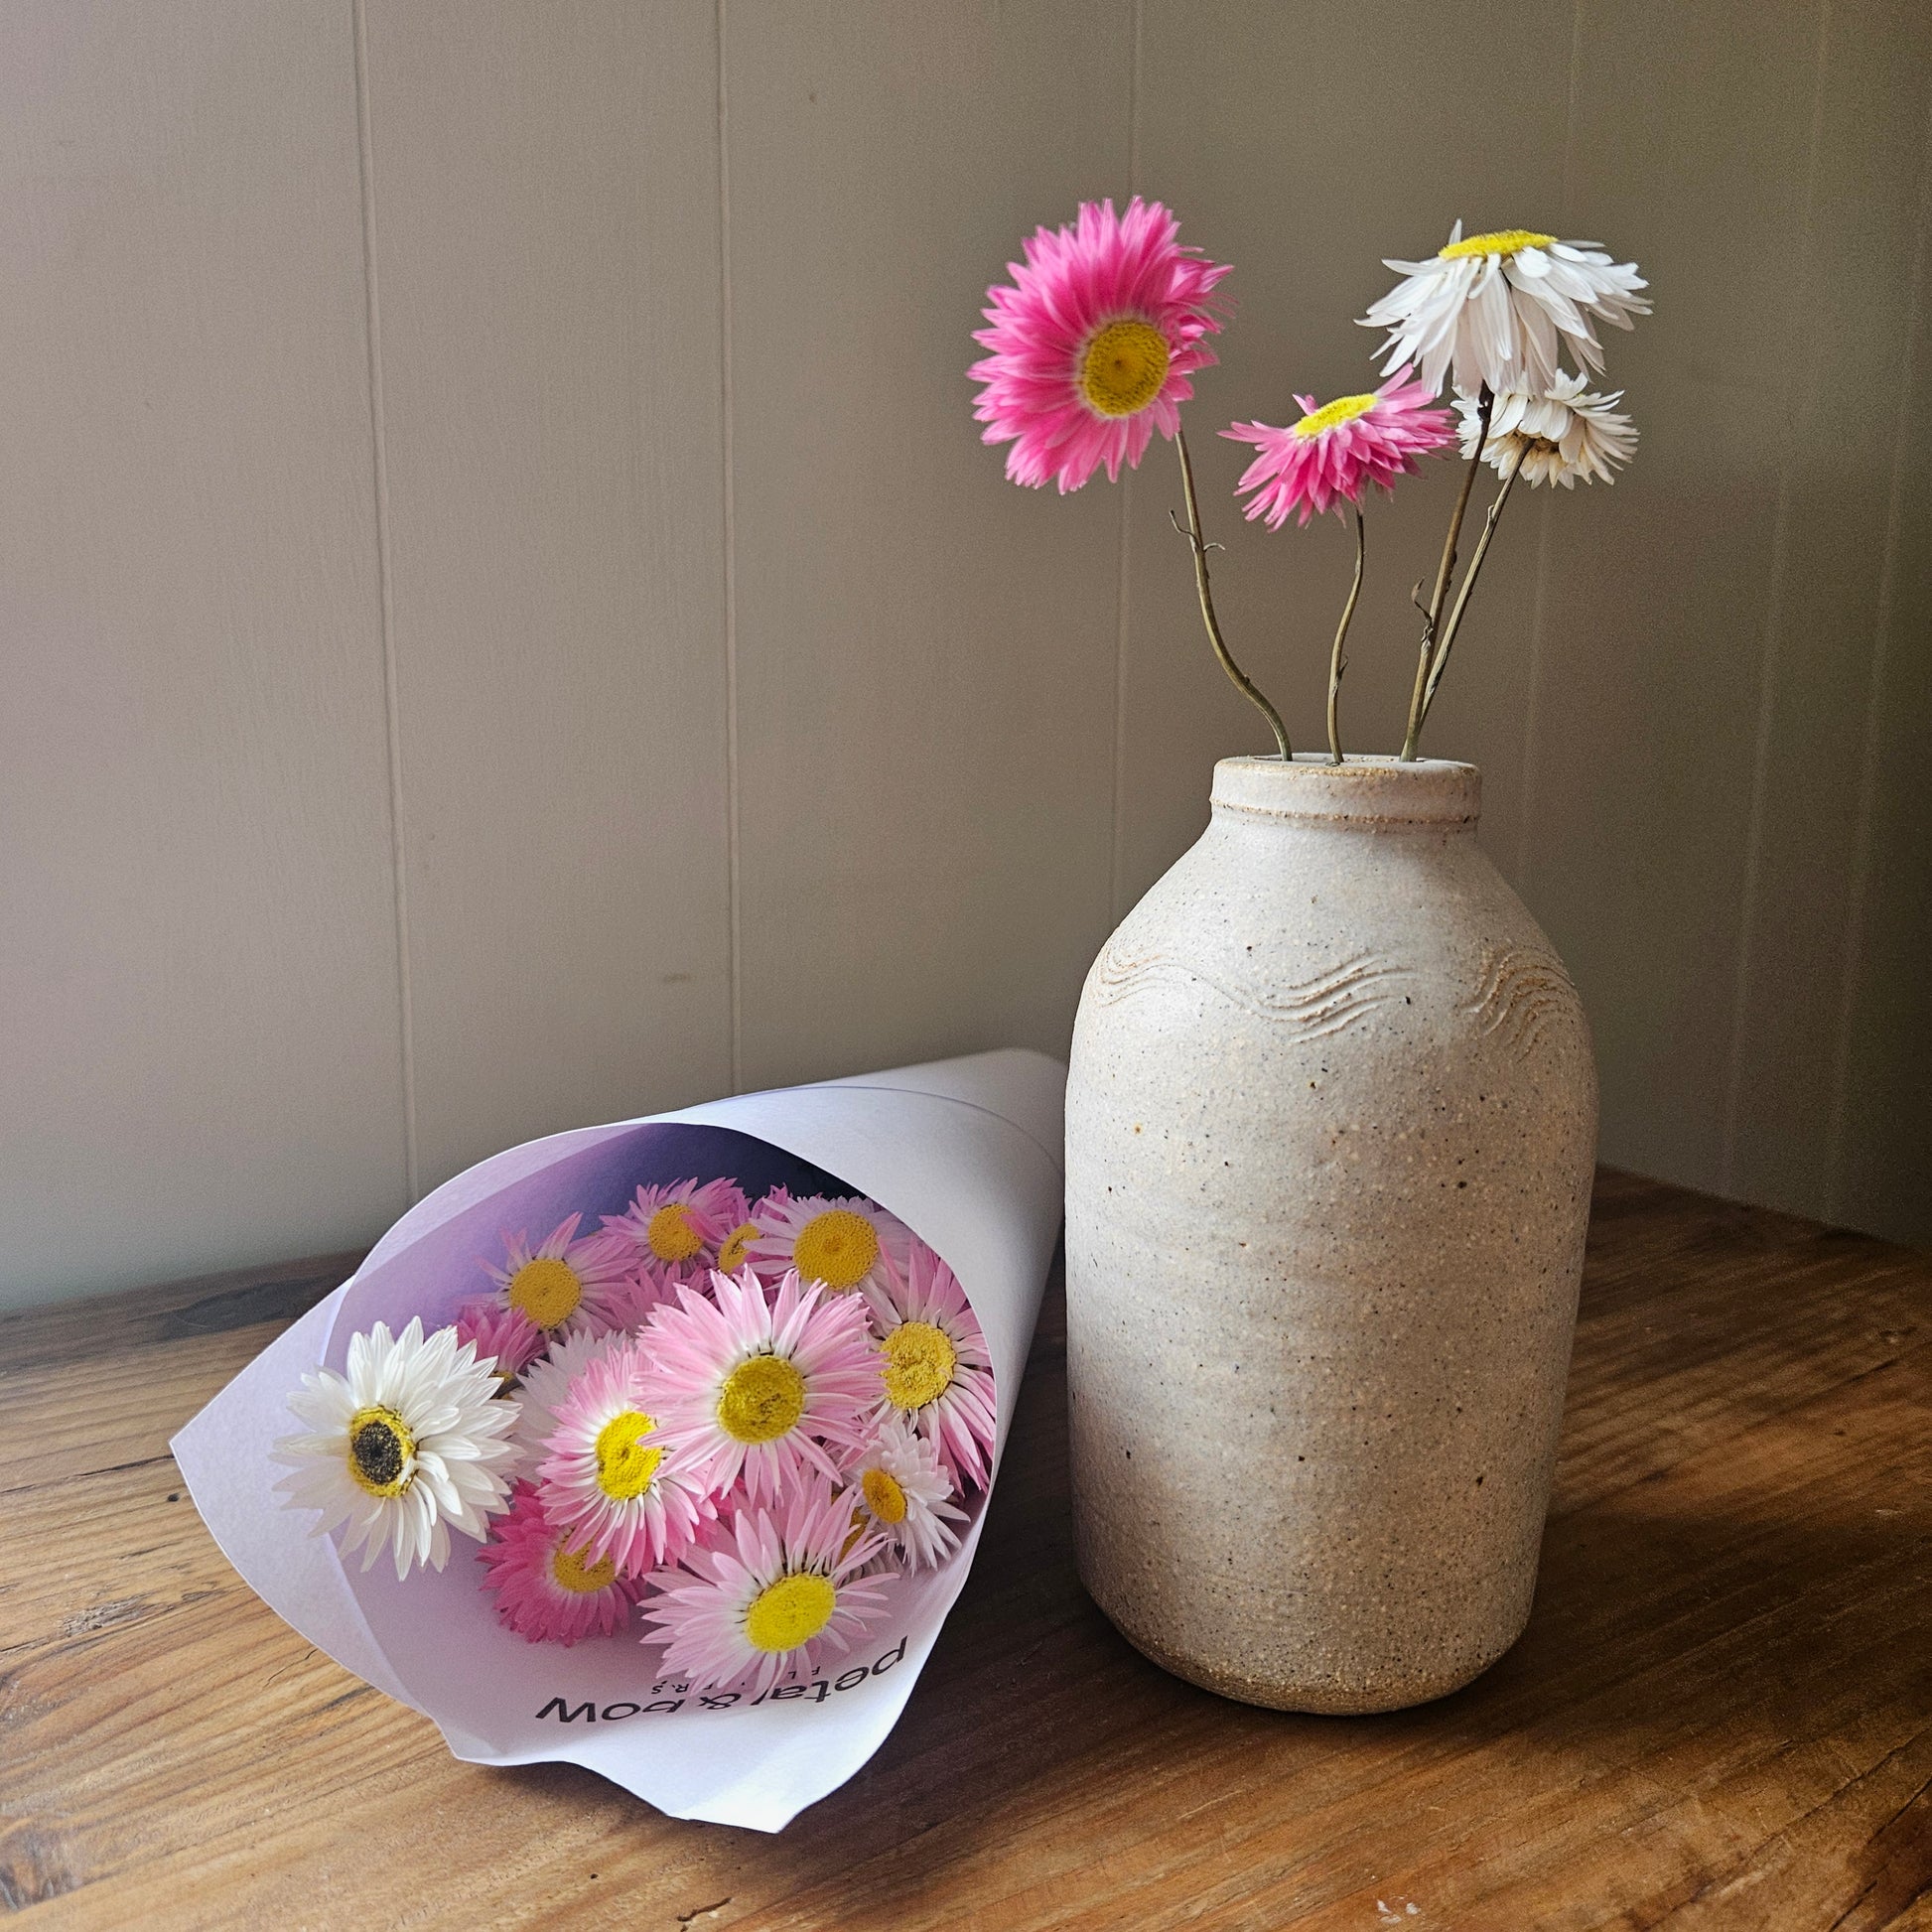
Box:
[5,0,1928,1311]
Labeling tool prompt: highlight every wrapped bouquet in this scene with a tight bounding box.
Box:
[174,1049,1064,1829]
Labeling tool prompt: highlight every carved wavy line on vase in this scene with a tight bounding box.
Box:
[1461,944,1581,1055]
[1089,946,1412,1037]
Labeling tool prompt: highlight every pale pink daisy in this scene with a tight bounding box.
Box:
[507,1323,623,1459]
[481,1214,629,1341]
[537,1340,712,1575]
[639,1481,892,1695]
[602,1177,748,1272]
[1222,367,1454,529]
[864,1244,997,1489]
[744,1192,909,1300]
[971,196,1230,493]
[642,1267,877,1503]
[453,1300,544,1385]
[847,1414,967,1572]
[477,1481,647,1645]
[604,1259,700,1337]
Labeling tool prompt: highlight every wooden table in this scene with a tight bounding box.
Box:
[3,1172,1930,1929]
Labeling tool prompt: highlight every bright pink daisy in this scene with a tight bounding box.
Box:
[536,1339,713,1575]
[640,1267,878,1504]
[1222,366,1454,529]
[453,1300,544,1385]
[480,1214,629,1341]
[970,197,1230,493]
[605,1259,700,1337]
[477,1481,647,1645]
[601,1177,748,1272]
[638,1481,892,1695]
[863,1242,998,1490]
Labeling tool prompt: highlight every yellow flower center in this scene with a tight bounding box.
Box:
[506,1256,583,1330]
[1295,392,1378,438]
[880,1320,956,1412]
[744,1572,837,1653]
[791,1210,880,1292]
[345,1405,415,1498]
[551,1541,619,1593]
[593,1410,663,1501]
[645,1202,705,1263]
[1080,319,1171,418]
[861,1466,908,1524]
[1439,228,1558,261]
[718,1222,760,1273]
[717,1354,807,1443]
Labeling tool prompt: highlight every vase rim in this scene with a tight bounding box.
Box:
[1211,754,1481,827]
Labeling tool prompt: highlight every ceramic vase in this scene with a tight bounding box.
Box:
[1064,754,1597,1713]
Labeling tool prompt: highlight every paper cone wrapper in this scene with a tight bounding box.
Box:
[173,1048,1065,1831]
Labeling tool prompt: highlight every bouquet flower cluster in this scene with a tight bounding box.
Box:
[971,202,1650,762]
[273,1179,996,1699]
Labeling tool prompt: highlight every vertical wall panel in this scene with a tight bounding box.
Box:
[1521,0,1823,1194]
[725,0,1133,1091]
[360,2,734,1192]
[1121,0,1576,915]
[0,3,406,1308]
[1723,0,1932,1218]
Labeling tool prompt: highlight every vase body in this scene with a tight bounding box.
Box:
[1065,755,1596,1714]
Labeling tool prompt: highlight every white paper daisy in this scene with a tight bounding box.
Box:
[1455,375,1637,488]
[481,1213,629,1341]
[639,1481,892,1695]
[743,1192,909,1299]
[863,1243,997,1490]
[847,1414,967,1572]
[273,1317,518,1581]
[1362,222,1649,398]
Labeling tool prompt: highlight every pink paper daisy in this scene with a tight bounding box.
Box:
[605,1259,701,1337]
[863,1242,997,1490]
[1222,367,1454,529]
[848,1413,967,1572]
[602,1177,749,1272]
[477,1481,647,1645]
[970,197,1230,493]
[743,1192,909,1300]
[453,1300,544,1385]
[638,1481,892,1695]
[641,1267,877,1504]
[481,1214,629,1341]
[537,1340,713,1575]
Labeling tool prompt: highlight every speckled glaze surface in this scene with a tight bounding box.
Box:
[1065,755,1597,1714]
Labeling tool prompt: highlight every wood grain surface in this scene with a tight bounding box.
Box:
[3,1171,1929,1929]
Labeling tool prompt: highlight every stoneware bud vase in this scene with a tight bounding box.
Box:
[1064,754,1596,1714]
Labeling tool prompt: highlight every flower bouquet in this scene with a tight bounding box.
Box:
[174,1048,1063,1830]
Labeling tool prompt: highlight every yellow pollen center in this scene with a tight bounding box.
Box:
[1439,227,1558,260]
[717,1354,808,1443]
[744,1572,837,1653]
[718,1222,760,1273]
[1295,392,1378,438]
[593,1410,663,1501]
[862,1466,908,1524]
[506,1256,583,1330]
[880,1320,957,1412]
[1080,319,1171,418]
[345,1405,415,1498]
[645,1202,705,1263]
[551,1541,619,1593]
[791,1210,880,1293]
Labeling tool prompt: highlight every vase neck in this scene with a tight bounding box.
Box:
[1209,755,1480,831]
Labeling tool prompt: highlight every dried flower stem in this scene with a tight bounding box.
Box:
[1173,428,1291,760]
[1327,506,1366,765]
[1401,385,1492,761]
[1418,448,1525,731]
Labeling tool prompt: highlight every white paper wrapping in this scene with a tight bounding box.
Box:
[172,1047,1065,1832]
